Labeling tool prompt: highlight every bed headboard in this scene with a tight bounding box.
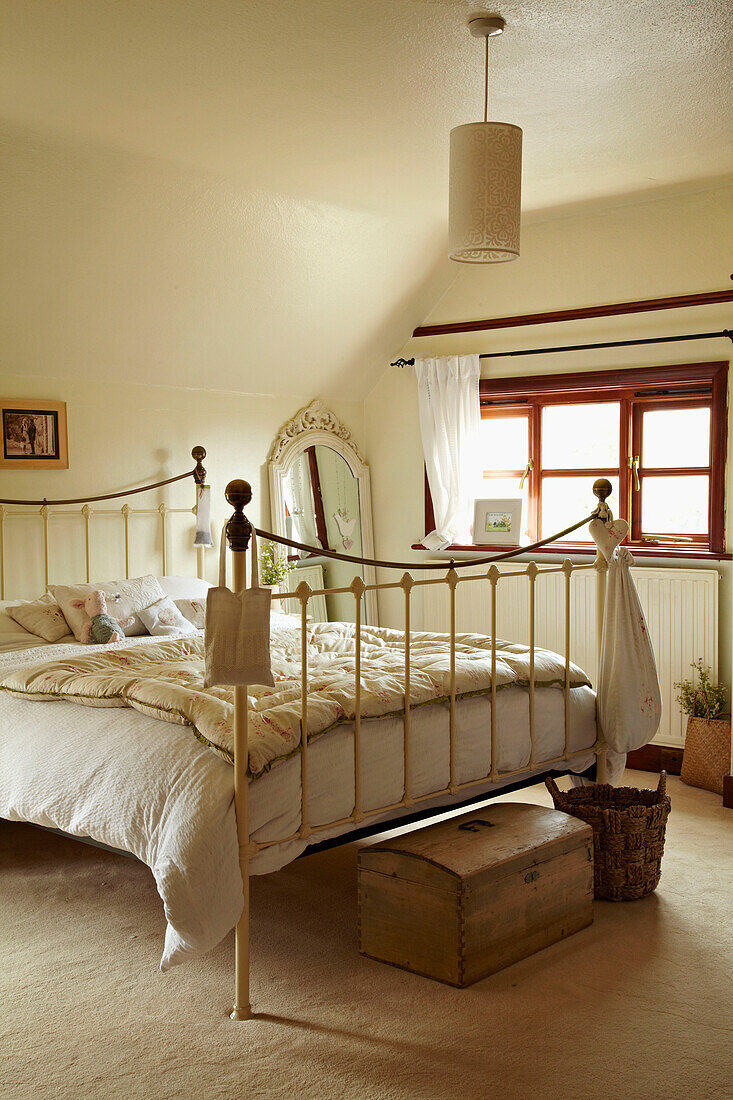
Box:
[0,446,210,600]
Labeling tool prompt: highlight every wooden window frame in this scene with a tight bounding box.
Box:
[631,398,713,548]
[420,361,729,559]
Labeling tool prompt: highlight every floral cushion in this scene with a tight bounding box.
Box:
[174,597,207,630]
[6,595,69,643]
[138,597,196,637]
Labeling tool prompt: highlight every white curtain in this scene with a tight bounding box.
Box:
[590,517,662,754]
[414,355,481,550]
[284,455,320,551]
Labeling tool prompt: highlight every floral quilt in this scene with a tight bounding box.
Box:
[0,623,590,778]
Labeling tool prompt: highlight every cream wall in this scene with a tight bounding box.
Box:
[366,185,733,678]
[0,121,450,405]
[0,371,363,599]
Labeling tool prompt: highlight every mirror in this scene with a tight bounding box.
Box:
[268,401,378,625]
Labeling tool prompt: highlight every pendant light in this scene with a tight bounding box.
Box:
[449,15,522,263]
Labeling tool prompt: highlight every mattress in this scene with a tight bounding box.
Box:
[0,632,618,971]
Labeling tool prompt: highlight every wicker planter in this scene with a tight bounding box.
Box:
[680,692,731,797]
[545,773,671,902]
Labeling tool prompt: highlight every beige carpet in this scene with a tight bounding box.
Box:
[1,770,731,1100]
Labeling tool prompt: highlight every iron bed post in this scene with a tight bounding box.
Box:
[224,478,254,1023]
[594,555,609,784]
[0,505,4,599]
[192,446,208,581]
[592,478,612,785]
[82,504,92,581]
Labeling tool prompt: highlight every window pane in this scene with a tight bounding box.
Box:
[642,407,710,468]
[479,416,528,472]
[542,403,620,469]
[541,476,620,540]
[477,476,530,539]
[642,475,708,535]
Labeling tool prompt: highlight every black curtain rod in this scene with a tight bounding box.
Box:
[390,329,733,368]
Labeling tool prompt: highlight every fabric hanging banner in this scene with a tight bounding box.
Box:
[194,484,214,548]
[204,527,274,689]
[589,517,662,754]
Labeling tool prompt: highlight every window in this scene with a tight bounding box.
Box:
[423,362,728,556]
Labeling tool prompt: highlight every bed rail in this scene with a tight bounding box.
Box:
[224,477,614,1021]
[0,447,208,596]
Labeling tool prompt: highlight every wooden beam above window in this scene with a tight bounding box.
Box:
[413,289,733,338]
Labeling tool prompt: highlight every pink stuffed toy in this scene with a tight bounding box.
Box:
[69,590,136,644]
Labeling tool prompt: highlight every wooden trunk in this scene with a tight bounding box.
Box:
[358,802,594,987]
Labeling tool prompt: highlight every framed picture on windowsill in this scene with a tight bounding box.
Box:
[473,498,523,545]
[0,399,68,469]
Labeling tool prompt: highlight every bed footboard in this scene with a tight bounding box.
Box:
[222,477,614,1020]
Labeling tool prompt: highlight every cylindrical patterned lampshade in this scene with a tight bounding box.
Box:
[449,121,522,263]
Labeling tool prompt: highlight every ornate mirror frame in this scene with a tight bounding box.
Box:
[268,400,378,625]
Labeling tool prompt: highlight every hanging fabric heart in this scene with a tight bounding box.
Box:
[588,517,629,563]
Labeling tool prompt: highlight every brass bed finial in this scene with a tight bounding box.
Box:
[592,478,612,502]
[225,480,253,552]
[192,446,207,486]
[592,478,613,523]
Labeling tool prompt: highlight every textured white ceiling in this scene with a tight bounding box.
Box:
[2,0,732,397]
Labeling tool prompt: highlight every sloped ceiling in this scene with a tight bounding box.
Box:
[2,0,732,399]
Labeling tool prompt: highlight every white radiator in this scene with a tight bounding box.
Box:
[418,564,718,748]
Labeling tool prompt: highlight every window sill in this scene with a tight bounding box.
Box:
[410,542,731,562]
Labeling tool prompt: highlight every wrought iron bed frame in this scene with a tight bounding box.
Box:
[222,475,615,1021]
[0,447,616,1021]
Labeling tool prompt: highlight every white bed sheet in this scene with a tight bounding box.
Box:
[0,634,609,971]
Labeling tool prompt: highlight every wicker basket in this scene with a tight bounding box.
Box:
[545,772,671,902]
[680,691,731,797]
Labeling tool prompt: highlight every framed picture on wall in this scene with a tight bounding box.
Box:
[473,498,522,545]
[0,399,68,469]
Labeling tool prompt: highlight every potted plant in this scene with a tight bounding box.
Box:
[674,659,730,796]
[675,659,726,718]
[259,540,294,594]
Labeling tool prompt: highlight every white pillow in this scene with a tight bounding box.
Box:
[138,596,196,637]
[174,597,207,630]
[271,610,301,630]
[158,576,213,601]
[50,576,165,641]
[6,594,69,643]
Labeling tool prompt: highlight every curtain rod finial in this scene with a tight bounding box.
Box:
[391,357,415,368]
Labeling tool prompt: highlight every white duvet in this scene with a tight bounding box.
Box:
[0,632,615,970]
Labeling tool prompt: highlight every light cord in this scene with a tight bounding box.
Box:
[484,33,489,122]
